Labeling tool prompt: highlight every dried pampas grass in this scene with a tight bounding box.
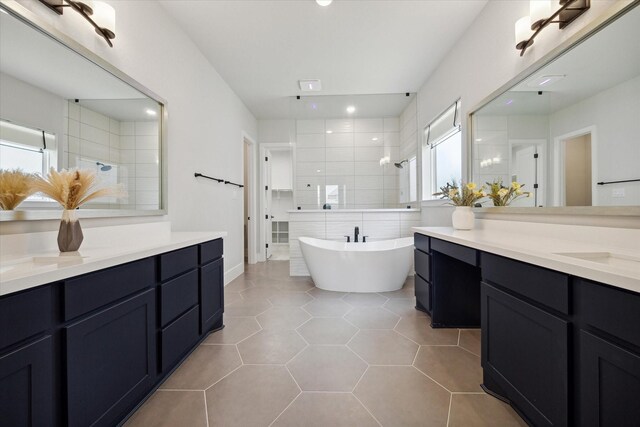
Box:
[33,168,126,210]
[0,169,38,210]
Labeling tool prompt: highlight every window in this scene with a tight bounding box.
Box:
[422,100,462,199]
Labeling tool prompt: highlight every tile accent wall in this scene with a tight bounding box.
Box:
[63,101,160,210]
[289,210,421,276]
[295,118,402,210]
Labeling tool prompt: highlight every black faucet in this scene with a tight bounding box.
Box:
[354,226,359,243]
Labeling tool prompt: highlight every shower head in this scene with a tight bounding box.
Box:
[394,159,408,169]
[96,162,112,172]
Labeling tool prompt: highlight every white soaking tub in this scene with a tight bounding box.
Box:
[299,236,414,293]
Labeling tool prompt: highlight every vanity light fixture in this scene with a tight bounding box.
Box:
[346,105,356,114]
[316,0,333,6]
[37,0,116,47]
[515,0,590,56]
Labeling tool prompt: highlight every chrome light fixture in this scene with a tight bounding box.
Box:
[515,0,590,56]
[37,0,116,47]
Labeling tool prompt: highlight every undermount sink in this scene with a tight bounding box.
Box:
[554,252,640,271]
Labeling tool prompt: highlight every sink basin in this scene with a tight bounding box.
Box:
[554,252,640,271]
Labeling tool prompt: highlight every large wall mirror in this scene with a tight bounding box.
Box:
[470,3,639,213]
[287,93,418,210]
[0,2,166,220]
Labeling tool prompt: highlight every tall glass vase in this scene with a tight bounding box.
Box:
[58,209,83,252]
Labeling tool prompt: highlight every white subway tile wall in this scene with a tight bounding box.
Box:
[295,117,401,209]
[63,101,160,210]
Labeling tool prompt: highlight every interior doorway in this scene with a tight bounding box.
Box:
[509,139,546,207]
[564,134,592,206]
[243,133,257,264]
[260,143,294,262]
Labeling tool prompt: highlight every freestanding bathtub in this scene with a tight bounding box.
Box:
[299,236,414,293]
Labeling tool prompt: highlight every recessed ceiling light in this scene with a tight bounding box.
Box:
[346,105,356,114]
[326,130,333,134]
[372,137,378,141]
[299,79,322,92]
[316,0,332,6]
[145,109,157,116]
[316,169,321,173]
[505,99,514,105]
[475,138,482,142]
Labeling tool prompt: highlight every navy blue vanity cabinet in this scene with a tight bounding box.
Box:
[0,285,56,427]
[65,289,156,427]
[576,278,640,427]
[413,233,431,314]
[199,239,224,333]
[429,238,481,328]
[481,253,572,426]
[159,248,200,373]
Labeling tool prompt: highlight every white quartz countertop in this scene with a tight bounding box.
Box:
[289,209,420,213]
[412,225,640,294]
[0,231,226,297]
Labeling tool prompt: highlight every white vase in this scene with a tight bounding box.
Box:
[452,206,475,230]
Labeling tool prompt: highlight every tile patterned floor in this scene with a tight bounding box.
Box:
[125,261,526,427]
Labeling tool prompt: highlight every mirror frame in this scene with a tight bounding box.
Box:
[0,0,168,221]
[467,0,640,217]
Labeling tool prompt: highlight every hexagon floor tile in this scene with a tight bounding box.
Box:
[383,298,428,318]
[348,330,418,365]
[344,306,400,329]
[269,291,314,307]
[343,293,388,307]
[205,365,300,426]
[307,287,348,300]
[204,316,261,344]
[448,394,528,427]
[459,329,481,356]
[256,306,311,330]
[303,298,352,317]
[224,298,272,317]
[272,392,379,427]
[159,345,241,390]
[287,346,367,391]
[237,329,307,364]
[394,316,459,345]
[124,390,207,427]
[297,318,358,345]
[413,345,483,392]
[354,366,450,427]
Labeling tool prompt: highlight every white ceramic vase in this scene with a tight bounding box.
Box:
[452,206,475,230]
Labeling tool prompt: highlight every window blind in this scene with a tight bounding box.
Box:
[424,99,461,149]
[0,120,54,151]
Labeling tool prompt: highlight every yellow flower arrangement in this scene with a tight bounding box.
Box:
[486,179,532,206]
[434,181,486,206]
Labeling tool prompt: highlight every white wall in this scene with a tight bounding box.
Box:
[4,1,258,281]
[399,98,418,206]
[413,0,626,226]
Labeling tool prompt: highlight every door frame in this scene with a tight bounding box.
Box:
[508,139,546,207]
[259,142,294,262]
[242,131,258,265]
[552,126,597,206]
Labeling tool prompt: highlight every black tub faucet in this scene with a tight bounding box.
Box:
[354,226,359,243]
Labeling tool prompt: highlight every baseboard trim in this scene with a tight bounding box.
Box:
[224,262,244,285]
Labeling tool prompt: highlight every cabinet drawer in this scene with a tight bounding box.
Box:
[0,286,53,350]
[414,249,430,283]
[431,239,477,266]
[579,278,640,349]
[199,239,223,265]
[160,246,198,281]
[415,273,431,314]
[414,233,430,253]
[64,258,155,321]
[161,305,200,372]
[160,270,199,327]
[481,252,569,315]
[200,258,224,333]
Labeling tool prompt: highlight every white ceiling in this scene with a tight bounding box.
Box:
[159,0,487,119]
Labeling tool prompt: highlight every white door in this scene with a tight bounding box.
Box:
[510,140,545,207]
[264,150,273,259]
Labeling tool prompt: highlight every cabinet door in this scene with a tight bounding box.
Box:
[481,283,568,427]
[200,257,224,333]
[580,331,640,427]
[66,289,156,427]
[0,336,53,427]
[414,273,431,314]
